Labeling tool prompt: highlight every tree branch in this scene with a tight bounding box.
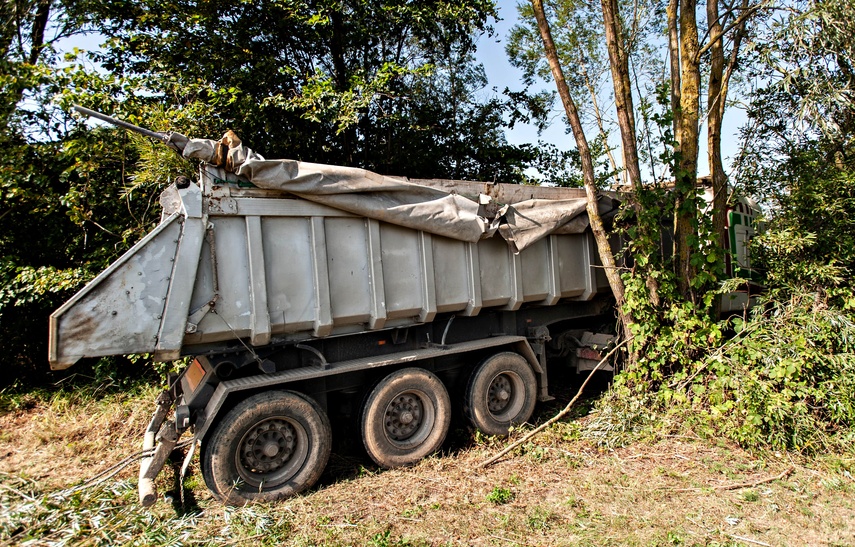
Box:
[697,1,767,59]
[28,0,50,64]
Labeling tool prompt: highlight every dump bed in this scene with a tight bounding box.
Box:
[49,164,609,369]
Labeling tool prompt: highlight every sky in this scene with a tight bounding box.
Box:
[473,0,748,178]
[474,1,567,149]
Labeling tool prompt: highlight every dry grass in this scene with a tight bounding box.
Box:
[2,388,854,546]
[0,385,158,489]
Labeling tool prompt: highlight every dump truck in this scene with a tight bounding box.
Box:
[49,109,757,506]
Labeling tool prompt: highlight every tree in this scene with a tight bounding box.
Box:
[60,0,557,183]
[530,0,633,347]
[0,0,562,386]
[523,0,768,375]
[736,0,855,296]
[0,1,139,383]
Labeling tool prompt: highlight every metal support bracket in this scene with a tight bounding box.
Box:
[295,344,329,370]
[139,391,177,507]
[185,295,219,334]
[525,326,554,402]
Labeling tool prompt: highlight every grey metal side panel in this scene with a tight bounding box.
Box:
[576,233,597,301]
[502,251,524,311]
[478,237,512,308]
[246,216,271,346]
[235,198,355,218]
[432,237,471,314]
[193,217,252,340]
[49,215,182,368]
[417,232,437,322]
[325,217,372,325]
[261,217,316,334]
[520,238,550,303]
[154,217,206,360]
[366,219,387,329]
[464,242,483,316]
[556,233,593,299]
[542,235,563,306]
[311,217,333,337]
[380,223,425,320]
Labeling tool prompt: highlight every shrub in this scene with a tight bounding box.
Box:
[688,291,855,453]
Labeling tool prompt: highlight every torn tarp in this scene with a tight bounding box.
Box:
[183,132,617,252]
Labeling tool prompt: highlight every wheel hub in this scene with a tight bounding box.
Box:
[488,374,513,413]
[241,418,297,473]
[262,441,280,458]
[385,394,423,441]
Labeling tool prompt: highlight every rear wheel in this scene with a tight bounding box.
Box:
[464,352,537,436]
[201,390,331,505]
[361,367,451,469]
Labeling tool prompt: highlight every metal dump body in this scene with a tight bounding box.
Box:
[49,165,607,369]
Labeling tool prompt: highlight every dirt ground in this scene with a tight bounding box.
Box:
[1,388,854,546]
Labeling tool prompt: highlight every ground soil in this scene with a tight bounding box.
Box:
[1,386,854,546]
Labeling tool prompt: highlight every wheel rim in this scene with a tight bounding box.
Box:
[485,371,526,422]
[383,389,435,450]
[236,416,309,489]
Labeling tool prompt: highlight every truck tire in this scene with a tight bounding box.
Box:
[464,352,537,436]
[201,390,331,505]
[361,367,451,469]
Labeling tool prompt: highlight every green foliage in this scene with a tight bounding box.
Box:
[486,485,514,505]
[751,158,855,297]
[692,292,855,452]
[607,84,728,392]
[0,265,89,310]
[602,155,855,452]
[752,0,855,141]
[507,0,669,181]
[586,25,855,451]
[1,0,566,387]
[590,287,855,454]
[582,386,662,449]
[63,0,559,182]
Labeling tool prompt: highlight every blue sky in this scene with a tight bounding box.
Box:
[474,0,748,178]
[474,1,570,150]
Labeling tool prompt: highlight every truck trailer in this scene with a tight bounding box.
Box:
[49,111,756,506]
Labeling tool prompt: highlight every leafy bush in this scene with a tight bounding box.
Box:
[751,160,855,297]
[688,292,855,453]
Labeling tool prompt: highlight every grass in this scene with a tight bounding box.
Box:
[486,486,514,505]
[2,381,855,546]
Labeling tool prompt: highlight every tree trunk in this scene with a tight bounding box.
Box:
[600,0,660,307]
[530,0,632,341]
[707,0,728,303]
[674,0,701,302]
[28,0,51,65]
[600,0,643,192]
[709,0,751,313]
[667,0,682,144]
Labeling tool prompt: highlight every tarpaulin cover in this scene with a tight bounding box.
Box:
[183,132,616,252]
